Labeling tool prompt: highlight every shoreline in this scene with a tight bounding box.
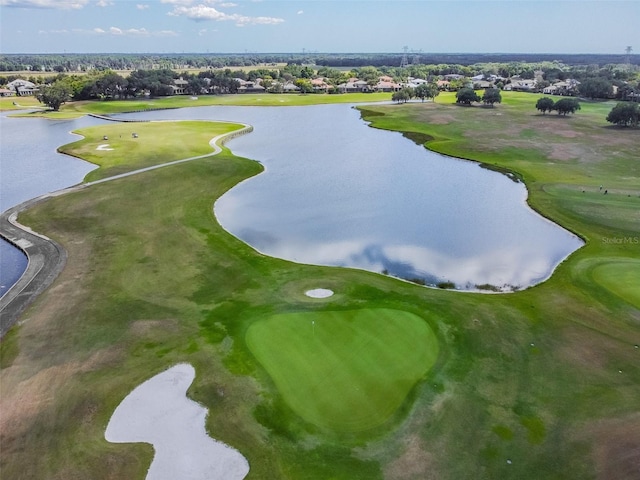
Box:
[0,121,253,338]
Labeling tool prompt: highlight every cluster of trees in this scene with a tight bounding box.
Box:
[535,97,581,115]
[31,68,249,110]
[455,88,502,106]
[391,83,440,103]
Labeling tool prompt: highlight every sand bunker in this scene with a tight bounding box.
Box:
[96,144,114,151]
[105,363,249,480]
[305,288,334,298]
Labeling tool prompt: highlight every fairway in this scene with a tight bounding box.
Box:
[592,259,640,308]
[246,308,439,433]
[60,121,244,181]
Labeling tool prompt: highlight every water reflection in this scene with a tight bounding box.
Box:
[125,104,582,291]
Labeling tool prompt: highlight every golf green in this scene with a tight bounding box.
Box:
[246,308,439,433]
[592,259,640,308]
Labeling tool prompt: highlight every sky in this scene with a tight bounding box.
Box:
[0,0,638,54]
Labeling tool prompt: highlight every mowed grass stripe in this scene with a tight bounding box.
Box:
[246,309,438,432]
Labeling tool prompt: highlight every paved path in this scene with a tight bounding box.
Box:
[0,121,253,338]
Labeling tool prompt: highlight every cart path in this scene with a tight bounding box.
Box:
[0,122,253,338]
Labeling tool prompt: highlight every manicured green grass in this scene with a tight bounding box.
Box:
[1,91,639,480]
[59,121,244,181]
[246,309,438,433]
[0,95,44,110]
[591,259,640,308]
[8,92,392,118]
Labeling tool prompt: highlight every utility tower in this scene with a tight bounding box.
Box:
[412,49,423,66]
[400,46,409,68]
[625,46,632,69]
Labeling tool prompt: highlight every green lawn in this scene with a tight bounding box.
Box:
[6,92,392,118]
[246,309,438,434]
[1,92,639,480]
[591,259,640,308]
[59,121,244,181]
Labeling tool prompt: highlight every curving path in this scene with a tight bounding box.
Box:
[0,121,253,338]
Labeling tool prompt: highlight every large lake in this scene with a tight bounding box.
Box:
[0,112,99,295]
[1,103,583,295]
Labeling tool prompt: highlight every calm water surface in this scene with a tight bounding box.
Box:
[1,103,583,295]
[124,104,583,290]
[0,112,99,295]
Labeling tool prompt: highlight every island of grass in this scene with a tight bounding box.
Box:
[1,92,639,480]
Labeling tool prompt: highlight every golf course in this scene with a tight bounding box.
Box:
[0,91,639,479]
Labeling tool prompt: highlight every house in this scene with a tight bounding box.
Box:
[235,78,266,94]
[311,78,330,92]
[282,82,300,93]
[375,80,402,92]
[337,79,370,93]
[504,79,537,92]
[7,79,38,96]
[542,79,580,96]
[172,77,189,95]
[0,88,15,97]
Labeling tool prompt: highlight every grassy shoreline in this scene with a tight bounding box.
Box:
[1,93,639,479]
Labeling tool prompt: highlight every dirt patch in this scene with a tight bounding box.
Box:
[428,114,455,125]
[548,143,586,161]
[384,434,436,480]
[557,328,609,371]
[129,319,179,337]
[579,413,640,480]
[0,347,119,438]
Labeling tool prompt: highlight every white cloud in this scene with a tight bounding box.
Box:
[38,28,69,34]
[54,26,180,37]
[126,27,150,35]
[136,3,148,9]
[157,30,179,37]
[1,0,89,8]
[95,0,113,6]
[297,10,303,15]
[168,4,284,26]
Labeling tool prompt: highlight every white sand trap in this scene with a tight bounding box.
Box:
[305,288,334,298]
[96,144,114,151]
[105,363,249,480]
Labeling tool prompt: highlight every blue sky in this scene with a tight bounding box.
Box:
[0,0,638,54]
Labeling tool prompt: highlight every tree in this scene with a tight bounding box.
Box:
[456,87,480,105]
[294,79,314,94]
[606,102,640,127]
[414,83,439,102]
[553,97,581,115]
[392,90,410,103]
[35,80,71,111]
[92,71,127,99]
[482,88,501,107]
[536,97,555,114]
[579,77,613,99]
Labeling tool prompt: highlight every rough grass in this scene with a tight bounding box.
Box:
[246,309,439,434]
[1,92,639,480]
